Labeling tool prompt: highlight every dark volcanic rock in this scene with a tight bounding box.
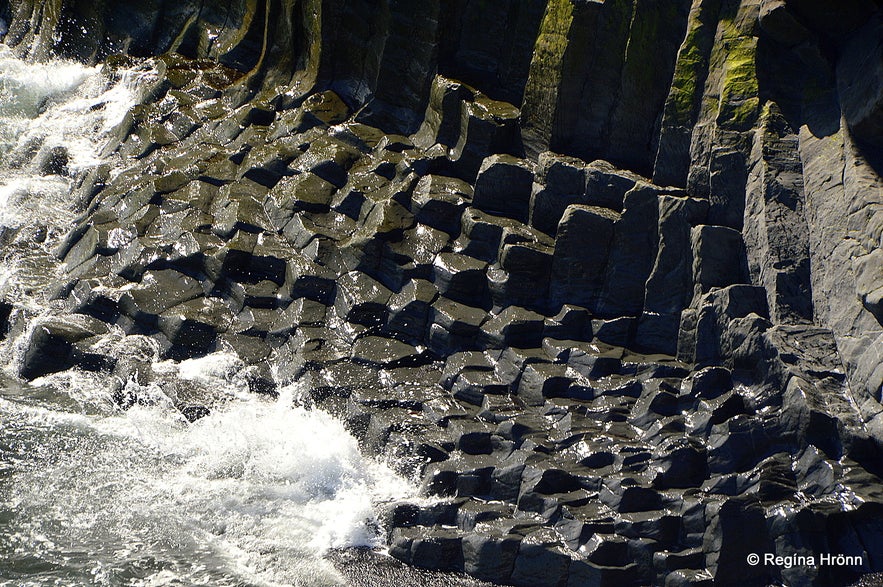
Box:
[5,1,883,585]
[413,175,473,235]
[550,204,618,310]
[472,155,535,224]
[38,146,70,176]
[839,13,883,147]
[19,316,112,380]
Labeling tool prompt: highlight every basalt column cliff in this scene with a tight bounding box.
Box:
[1,0,882,586]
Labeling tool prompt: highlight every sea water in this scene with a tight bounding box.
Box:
[0,44,413,587]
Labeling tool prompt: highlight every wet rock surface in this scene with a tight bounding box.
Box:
[329,548,496,587]
[1,0,882,586]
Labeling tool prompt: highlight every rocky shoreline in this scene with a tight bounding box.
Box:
[1,0,882,586]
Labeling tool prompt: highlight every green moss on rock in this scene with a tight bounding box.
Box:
[716,18,760,130]
[668,19,707,125]
[520,0,575,144]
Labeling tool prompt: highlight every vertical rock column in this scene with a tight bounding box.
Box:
[354,0,441,134]
[520,0,601,158]
[435,0,546,105]
[638,195,709,355]
[743,102,813,325]
[605,0,693,176]
[550,204,618,311]
[687,0,761,230]
[653,0,721,187]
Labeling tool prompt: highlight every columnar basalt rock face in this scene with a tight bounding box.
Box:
[2,0,883,585]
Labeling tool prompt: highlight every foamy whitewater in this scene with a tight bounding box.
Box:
[0,42,151,300]
[0,44,414,587]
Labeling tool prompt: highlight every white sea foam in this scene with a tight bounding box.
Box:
[2,354,414,586]
[0,44,148,166]
[0,46,418,586]
[0,44,152,304]
[0,46,153,261]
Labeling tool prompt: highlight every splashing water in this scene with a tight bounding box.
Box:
[0,43,152,299]
[0,363,413,587]
[0,47,417,587]
[0,44,142,221]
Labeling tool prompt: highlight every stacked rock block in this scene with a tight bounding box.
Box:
[0,50,865,586]
[2,0,879,408]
